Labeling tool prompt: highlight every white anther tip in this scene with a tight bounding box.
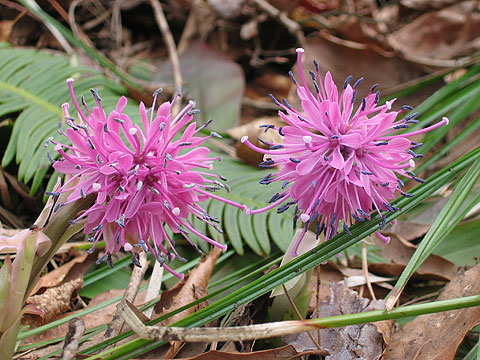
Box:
[124,243,133,251]
[386,100,392,110]
[245,208,251,215]
[303,135,312,144]
[240,135,248,143]
[443,117,449,125]
[129,127,138,135]
[92,183,101,192]
[409,159,416,168]
[66,78,74,83]
[172,207,180,216]
[296,48,305,53]
[300,214,310,222]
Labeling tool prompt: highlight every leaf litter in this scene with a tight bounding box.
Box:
[1,0,480,358]
[385,263,480,359]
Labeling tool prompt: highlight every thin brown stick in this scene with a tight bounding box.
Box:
[150,0,183,115]
[252,0,305,46]
[361,242,376,300]
[61,318,85,360]
[104,252,148,340]
[315,266,321,346]
[46,0,70,23]
[282,284,322,350]
[118,299,322,342]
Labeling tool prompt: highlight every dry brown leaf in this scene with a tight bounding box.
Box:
[285,282,392,359]
[369,233,457,281]
[401,0,466,11]
[175,345,304,360]
[388,220,431,241]
[308,263,344,313]
[299,38,428,107]
[388,1,480,64]
[385,263,480,359]
[31,253,91,295]
[23,288,127,348]
[138,247,223,358]
[154,246,223,324]
[23,278,83,328]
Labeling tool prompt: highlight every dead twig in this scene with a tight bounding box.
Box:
[252,0,305,46]
[143,258,164,319]
[118,299,322,342]
[150,0,183,115]
[61,317,85,360]
[104,252,148,340]
[282,284,322,350]
[361,242,377,301]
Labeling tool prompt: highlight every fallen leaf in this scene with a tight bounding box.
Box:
[384,263,480,359]
[175,345,305,359]
[23,278,83,328]
[308,262,344,313]
[388,1,480,64]
[369,233,457,281]
[285,282,392,359]
[387,220,431,241]
[401,0,458,10]
[22,288,126,346]
[296,38,430,109]
[154,247,223,324]
[155,41,245,132]
[31,253,90,295]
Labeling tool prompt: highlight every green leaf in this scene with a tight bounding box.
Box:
[434,219,480,266]
[387,158,480,306]
[79,268,133,299]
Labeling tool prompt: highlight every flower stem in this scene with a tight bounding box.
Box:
[25,194,95,299]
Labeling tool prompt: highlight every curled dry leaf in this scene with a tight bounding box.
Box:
[30,253,90,295]
[23,278,83,328]
[385,263,480,359]
[154,246,223,325]
[369,233,457,281]
[285,282,392,359]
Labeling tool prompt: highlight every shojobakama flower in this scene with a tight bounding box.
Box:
[241,48,449,256]
[46,79,246,279]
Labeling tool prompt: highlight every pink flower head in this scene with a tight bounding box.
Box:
[242,48,449,256]
[46,79,246,279]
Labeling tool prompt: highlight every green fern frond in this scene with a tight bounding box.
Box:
[0,47,137,195]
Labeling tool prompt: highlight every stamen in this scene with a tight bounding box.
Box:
[353,77,364,89]
[47,152,55,164]
[269,94,280,106]
[343,75,353,89]
[288,71,297,85]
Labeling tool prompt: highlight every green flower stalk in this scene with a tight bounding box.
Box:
[0,177,94,359]
[0,228,50,359]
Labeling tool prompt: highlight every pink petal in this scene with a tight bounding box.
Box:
[330,147,345,169]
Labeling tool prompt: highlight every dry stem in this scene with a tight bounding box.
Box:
[118,299,321,342]
[150,0,183,115]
